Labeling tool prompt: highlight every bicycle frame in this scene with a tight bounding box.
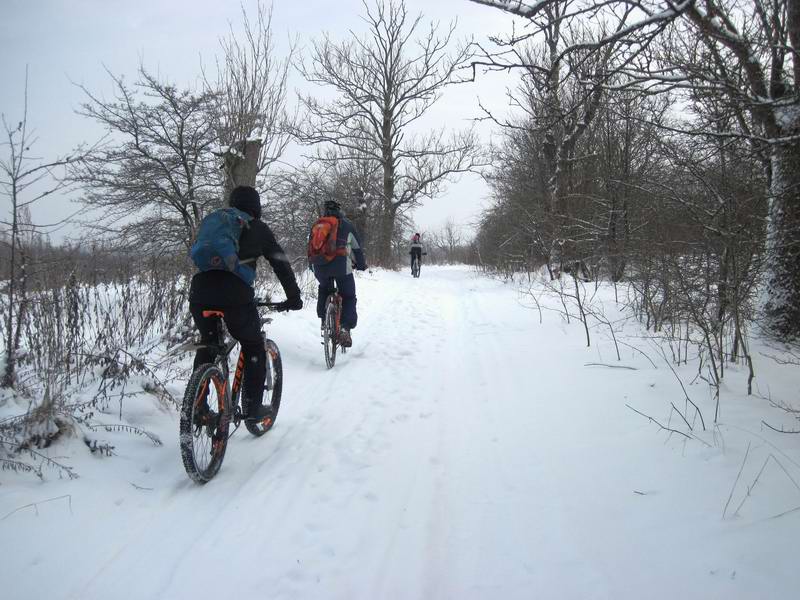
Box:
[331,292,343,338]
[200,303,278,422]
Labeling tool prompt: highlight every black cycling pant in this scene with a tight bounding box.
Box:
[190,302,266,407]
[411,248,422,268]
[315,273,358,329]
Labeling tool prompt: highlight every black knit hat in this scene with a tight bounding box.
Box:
[230,186,262,219]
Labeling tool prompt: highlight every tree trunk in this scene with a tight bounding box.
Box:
[376,202,398,267]
[12,253,27,357]
[222,139,263,202]
[764,139,800,338]
[2,189,18,389]
[377,112,396,266]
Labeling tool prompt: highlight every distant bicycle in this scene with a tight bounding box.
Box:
[321,277,347,369]
[179,300,283,484]
[411,255,421,278]
[411,252,426,278]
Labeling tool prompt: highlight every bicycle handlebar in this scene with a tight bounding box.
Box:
[255,300,285,310]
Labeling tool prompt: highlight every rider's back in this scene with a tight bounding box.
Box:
[311,211,366,278]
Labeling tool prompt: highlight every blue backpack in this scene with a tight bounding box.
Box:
[190,207,255,286]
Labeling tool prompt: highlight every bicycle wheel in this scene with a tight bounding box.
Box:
[180,364,231,483]
[245,339,282,436]
[323,295,338,369]
[412,259,420,278]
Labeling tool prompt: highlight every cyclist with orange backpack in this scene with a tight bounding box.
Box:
[308,200,367,347]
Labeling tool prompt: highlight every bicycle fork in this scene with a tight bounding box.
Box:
[335,295,343,336]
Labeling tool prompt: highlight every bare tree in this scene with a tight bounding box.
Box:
[434,219,465,263]
[267,144,384,258]
[1,68,79,389]
[472,3,639,276]
[295,0,481,265]
[468,0,800,338]
[592,89,669,281]
[205,1,295,198]
[72,67,219,254]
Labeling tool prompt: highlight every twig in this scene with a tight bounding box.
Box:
[130,482,153,491]
[84,423,163,446]
[732,453,800,518]
[626,403,692,440]
[725,424,800,471]
[1,494,73,521]
[584,362,637,370]
[519,287,543,324]
[0,440,79,479]
[618,340,657,368]
[655,343,707,431]
[770,454,800,493]
[767,505,800,520]
[723,441,750,519]
[734,454,772,516]
[761,421,800,434]
[670,402,693,432]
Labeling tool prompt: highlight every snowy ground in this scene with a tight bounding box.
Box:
[2,265,799,600]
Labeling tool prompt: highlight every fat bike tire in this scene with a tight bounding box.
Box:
[245,339,283,436]
[179,364,230,484]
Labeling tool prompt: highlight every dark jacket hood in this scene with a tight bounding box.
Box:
[230,187,262,219]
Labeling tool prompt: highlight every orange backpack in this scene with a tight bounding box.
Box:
[308,216,347,264]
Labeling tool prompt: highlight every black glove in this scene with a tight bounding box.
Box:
[357,263,368,271]
[277,296,303,312]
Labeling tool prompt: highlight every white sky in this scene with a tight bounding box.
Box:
[0,0,523,241]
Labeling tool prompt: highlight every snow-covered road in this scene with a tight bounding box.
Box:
[2,266,798,600]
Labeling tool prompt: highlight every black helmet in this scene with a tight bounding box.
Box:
[324,200,341,213]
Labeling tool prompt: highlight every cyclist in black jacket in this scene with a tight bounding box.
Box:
[189,185,302,422]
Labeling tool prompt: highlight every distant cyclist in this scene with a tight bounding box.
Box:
[308,200,367,348]
[409,232,426,273]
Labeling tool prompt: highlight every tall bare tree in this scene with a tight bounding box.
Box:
[267,143,384,257]
[74,5,294,254]
[72,67,219,254]
[468,0,800,338]
[205,1,295,198]
[472,2,636,274]
[296,0,481,265]
[1,68,78,389]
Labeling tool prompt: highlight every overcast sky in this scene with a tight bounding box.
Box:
[1,0,523,241]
